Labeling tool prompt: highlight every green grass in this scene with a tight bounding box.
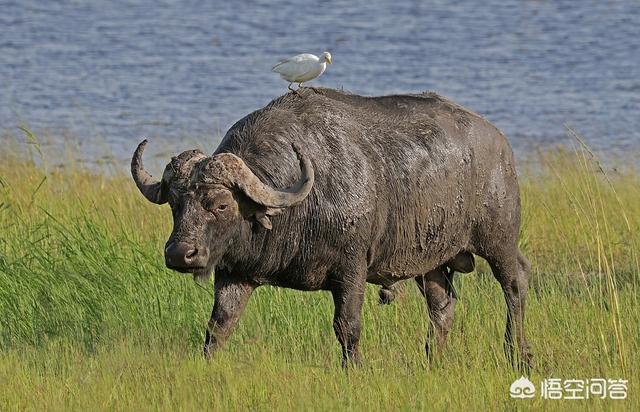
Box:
[0,140,638,411]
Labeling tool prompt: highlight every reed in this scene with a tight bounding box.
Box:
[0,138,637,410]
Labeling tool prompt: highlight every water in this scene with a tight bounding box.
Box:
[1,0,639,166]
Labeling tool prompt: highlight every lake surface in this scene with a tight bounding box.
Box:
[1,0,639,166]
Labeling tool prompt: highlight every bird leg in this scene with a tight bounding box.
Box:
[298,83,320,94]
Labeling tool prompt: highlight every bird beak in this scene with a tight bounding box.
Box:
[326,56,332,64]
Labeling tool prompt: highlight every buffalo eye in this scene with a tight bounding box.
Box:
[202,197,228,214]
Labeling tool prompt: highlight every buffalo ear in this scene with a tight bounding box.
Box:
[254,207,283,230]
[236,191,283,230]
[255,213,273,230]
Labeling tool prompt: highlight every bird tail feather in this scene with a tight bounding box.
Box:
[271,60,288,72]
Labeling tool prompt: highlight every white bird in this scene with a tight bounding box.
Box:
[272,51,332,92]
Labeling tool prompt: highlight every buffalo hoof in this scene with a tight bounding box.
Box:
[504,341,534,373]
[203,345,213,360]
[378,286,396,305]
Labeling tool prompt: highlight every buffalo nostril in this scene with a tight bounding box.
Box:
[165,242,206,269]
[185,248,198,261]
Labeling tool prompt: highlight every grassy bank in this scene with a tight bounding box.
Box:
[0,143,638,410]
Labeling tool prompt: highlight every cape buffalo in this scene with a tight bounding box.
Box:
[131,88,532,368]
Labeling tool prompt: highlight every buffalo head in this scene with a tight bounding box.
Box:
[131,140,314,279]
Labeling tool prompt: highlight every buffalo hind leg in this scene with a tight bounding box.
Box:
[488,249,533,370]
[331,276,366,368]
[415,267,457,359]
[203,274,255,359]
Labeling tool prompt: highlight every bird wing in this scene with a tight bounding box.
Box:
[271,53,319,73]
[271,61,317,80]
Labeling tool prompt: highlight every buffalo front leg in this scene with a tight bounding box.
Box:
[415,267,457,359]
[330,274,366,368]
[203,274,255,359]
